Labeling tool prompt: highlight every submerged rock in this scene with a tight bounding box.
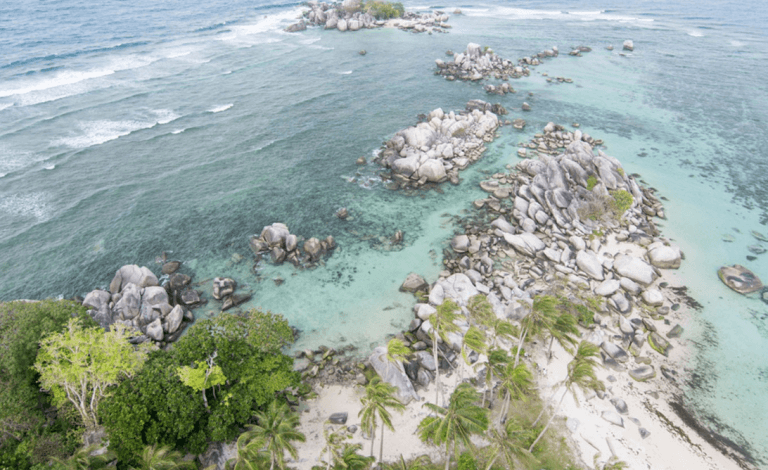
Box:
[717,264,763,294]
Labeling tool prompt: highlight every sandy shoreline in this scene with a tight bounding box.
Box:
[290,261,750,470]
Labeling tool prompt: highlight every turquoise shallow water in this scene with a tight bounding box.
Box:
[1,0,767,465]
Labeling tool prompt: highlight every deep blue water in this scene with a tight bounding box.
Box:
[1,0,767,466]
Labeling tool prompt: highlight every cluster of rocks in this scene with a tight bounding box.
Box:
[515,122,604,160]
[293,345,367,386]
[568,45,592,57]
[211,277,252,311]
[295,1,451,34]
[362,127,691,408]
[82,263,197,345]
[542,72,573,84]
[435,43,559,81]
[484,82,515,95]
[374,100,503,190]
[249,222,336,268]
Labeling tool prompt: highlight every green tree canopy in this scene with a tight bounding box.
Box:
[99,309,299,468]
[34,318,151,433]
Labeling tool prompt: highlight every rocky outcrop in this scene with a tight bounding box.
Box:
[369,346,419,404]
[249,222,336,268]
[435,42,559,82]
[83,263,196,345]
[301,2,451,34]
[375,101,502,190]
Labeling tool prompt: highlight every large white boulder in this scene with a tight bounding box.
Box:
[647,243,682,269]
[614,254,656,285]
[109,265,158,294]
[576,251,604,280]
[503,232,545,257]
[418,159,446,182]
[435,273,478,306]
[369,346,419,404]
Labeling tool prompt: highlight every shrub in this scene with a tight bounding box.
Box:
[363,1,404,19]
[586,175,598,191]
[610,190,633,215]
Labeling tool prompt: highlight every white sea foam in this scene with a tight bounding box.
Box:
[154,109,181,125]
[0,173,6,178]
[730,40,746,47]
[300,37,322,45]
[53,109,180,149]
[339,71,353,75]
[208,104,233,113]
[171,129,186,134]
[0,103,12,112]
[464,6,654,24]
[688,30,704,37]
[0,192,51,221]
[0,55,156,100]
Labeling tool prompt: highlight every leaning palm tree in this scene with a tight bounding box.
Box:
[479,348,509,408]
[358,377,405,463]
[466,295,495,328]
[249,400,306,470]
[483,418,537,470]
[385,338,412,374]
[514,295,559,367]
[52,444,115,470]
[483,317,518,350]
[494,362,534,427]
[428,300,460,405]
[528,341,603,452]
[227,427,268,470]
[321,426,349,470]
[459,325,487,381]
[545,312,580,361]
[336,443,374,470]
[383,454,432,470]
[417,383,489,470]
[131,444,195,470]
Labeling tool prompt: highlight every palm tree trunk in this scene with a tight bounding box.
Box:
[548,336,555,362]
[444,442,452,470]
[379,426,384,463]
[270,453,275,470]
[529,388,567,452]
[485,451,500,470]
[513,327,527,368]
[433,335,441,405]
[532,383,566,428]
[370,418,376,457]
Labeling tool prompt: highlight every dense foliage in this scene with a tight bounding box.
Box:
[0,300,95,469]
[99,309,299,468]
[363,1,404,19]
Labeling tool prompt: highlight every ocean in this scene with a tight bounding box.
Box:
[1,0,766,465]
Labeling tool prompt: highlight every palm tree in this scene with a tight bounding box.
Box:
[483,418,537,470]
[494,362,533,427]
[528,341,603,452]
[131,444,195,470]
[546,313,580,361]
[383,454,432,470]
[249,400,306,470]
[321,427,350,470]
[483,318,518,350]
[514,295,559,368]
[358,377,405,463]
[336,443,374,470]
[467,295,494,328]
[52,444,115,470]
[459,325,486,381]
[385,338,412,374]
[428,300,460,405]
[227,427,268,470]
[417,383,489,470]
[479,348,508,408]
